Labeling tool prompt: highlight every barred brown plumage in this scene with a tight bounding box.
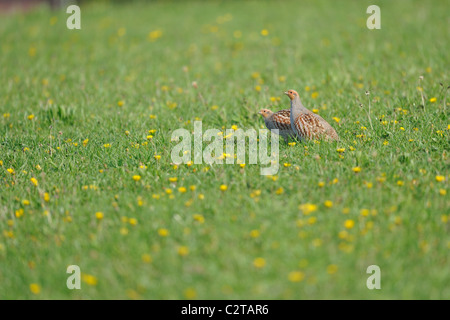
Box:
[285,89,339,141]
[258,108,295,142]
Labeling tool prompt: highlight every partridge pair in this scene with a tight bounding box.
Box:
[258,89,339,142]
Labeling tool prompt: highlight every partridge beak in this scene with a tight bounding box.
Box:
[257,110,262,115]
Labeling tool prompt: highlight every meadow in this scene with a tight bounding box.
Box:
[0,0,449,299]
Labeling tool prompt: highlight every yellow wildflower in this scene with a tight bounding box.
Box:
[288,271,305,283]
[177,246,189,256]
[253,257,266,268]
[158,228,169,237]
[81,274,98,286]
[344,219,355,229]
[249,230,260,238]
[141,254,152,263]
[299,203,317,215]
[29,284,41,295]
[326,264,338,275]
[30,177,38,187]
[324,200,333,208]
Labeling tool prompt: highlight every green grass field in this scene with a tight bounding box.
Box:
[0,0,449,299]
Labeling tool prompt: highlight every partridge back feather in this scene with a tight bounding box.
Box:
[293,111,339,141]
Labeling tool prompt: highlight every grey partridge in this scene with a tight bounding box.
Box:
[285,89,339,141]
[258,108,295,142]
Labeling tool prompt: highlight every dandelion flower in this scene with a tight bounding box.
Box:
[158,228,169,237]
[132,175,141,182]
[360,209,370,216]
[436,175,445,182]
[352,166,361,173]
[184,288,197,299]
[177,246,189,256]
[344,219,355,229]
[29,283,41,295]
[15,209,24,218]
[81,274,98,286]
[249,230,260,238]
[326,264,338,275]
[299,203,317,215]
[141,254,152,263]
[253,257,266,268]
[288,271,305,283]
[193,214,205,224]
[30,178,38,187]
[324,200,333,208]
[219,184,228,191]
